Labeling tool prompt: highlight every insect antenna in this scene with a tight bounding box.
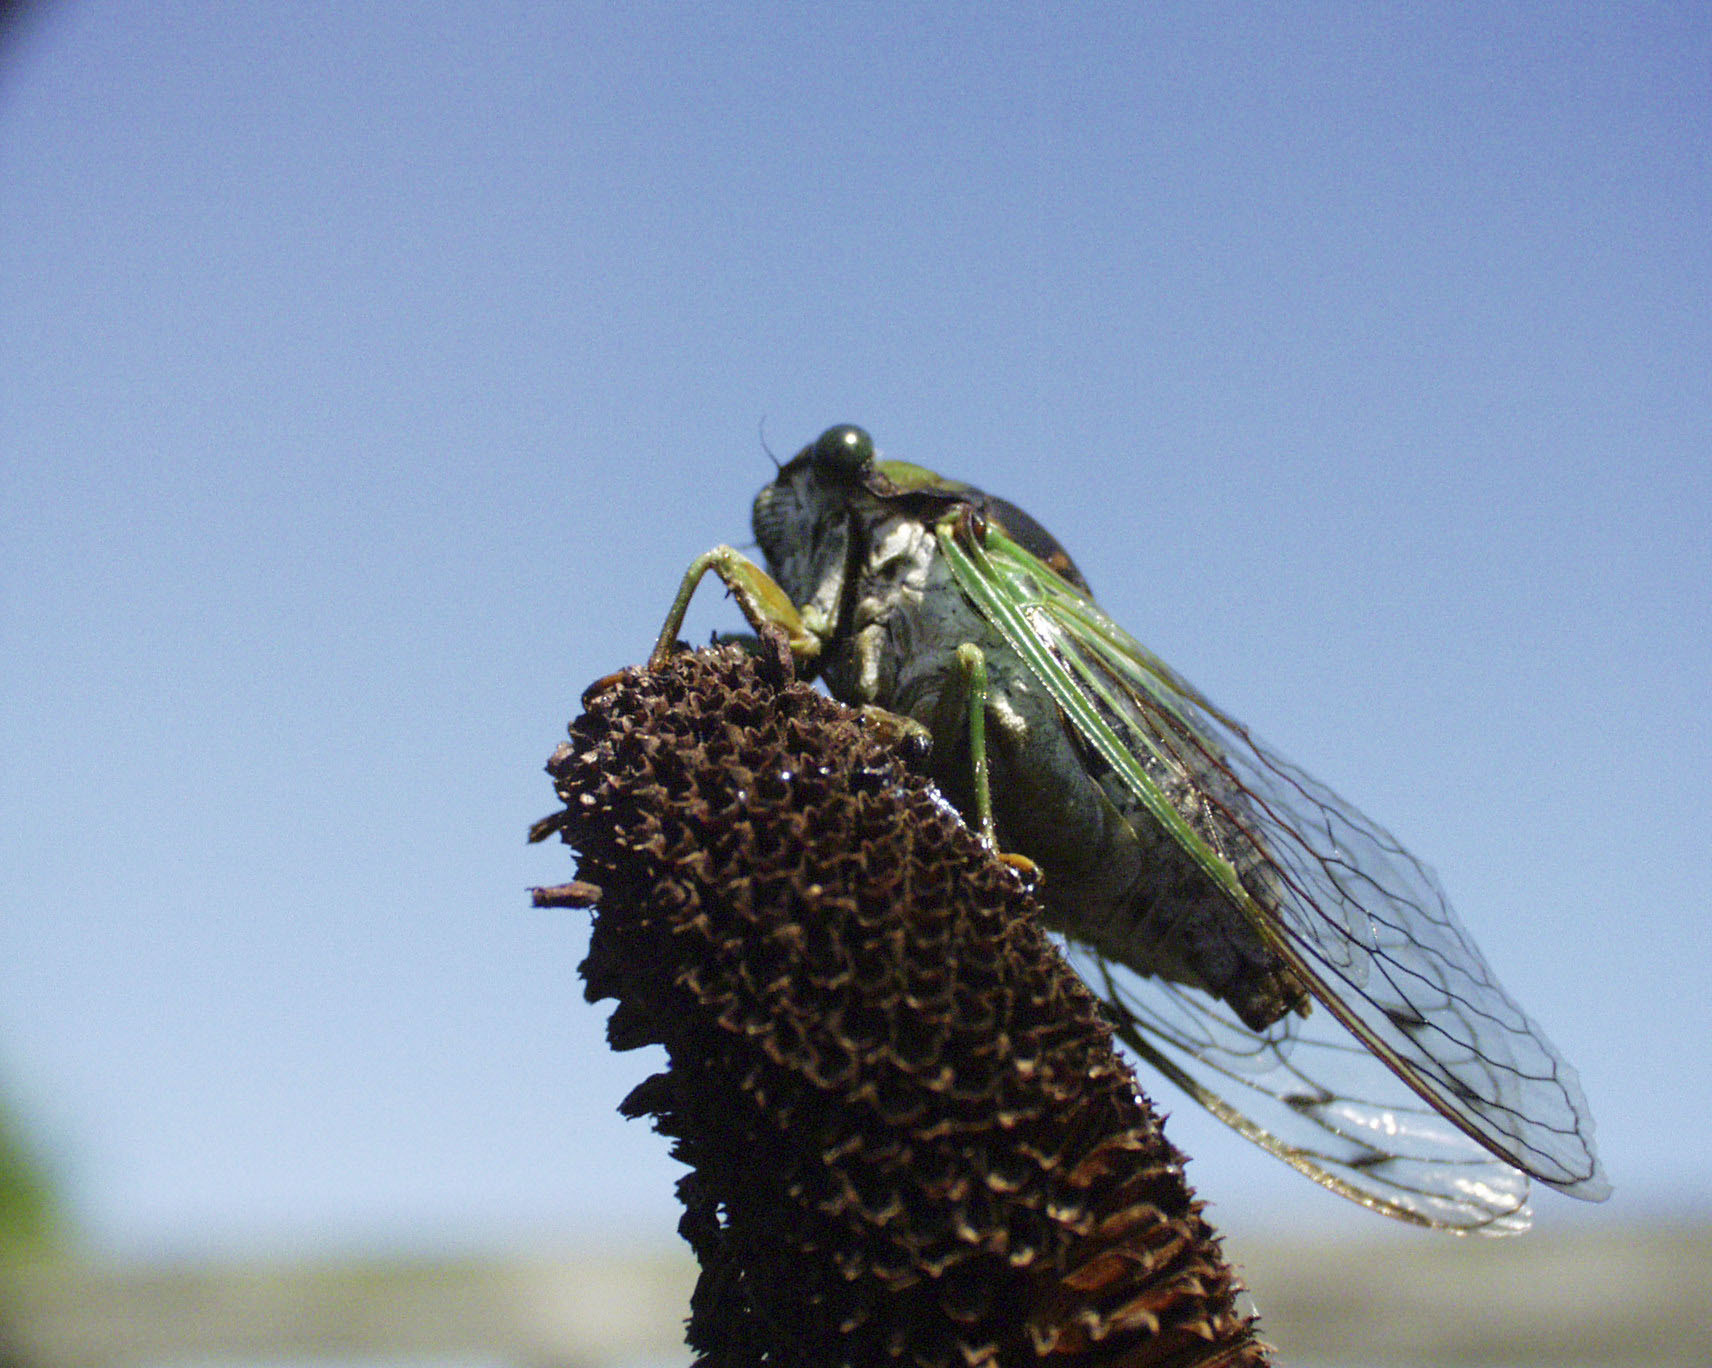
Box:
[758,414,782,470]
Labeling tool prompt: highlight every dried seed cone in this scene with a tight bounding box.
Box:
[533,646,1271,1368]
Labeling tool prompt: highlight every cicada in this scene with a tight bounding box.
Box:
[648,424,1609,1231]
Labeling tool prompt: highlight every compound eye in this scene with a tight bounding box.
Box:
[811,424,875,474]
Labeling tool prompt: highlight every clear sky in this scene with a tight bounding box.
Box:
[2,3,1708,1258]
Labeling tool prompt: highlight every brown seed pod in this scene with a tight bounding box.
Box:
[532,645,1272,1367]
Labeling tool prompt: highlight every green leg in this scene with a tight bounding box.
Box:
[954,643,997,848]
[953,643,1040,881]
[648,546,822,670]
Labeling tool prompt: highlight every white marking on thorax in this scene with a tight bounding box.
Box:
[857,516,937,616]
[849,514,944,705]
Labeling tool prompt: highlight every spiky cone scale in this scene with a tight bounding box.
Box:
[532,645,1272,1368]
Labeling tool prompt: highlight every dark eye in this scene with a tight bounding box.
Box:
[811,424,874,473]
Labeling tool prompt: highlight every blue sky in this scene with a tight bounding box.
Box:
[3,3,1708,1257]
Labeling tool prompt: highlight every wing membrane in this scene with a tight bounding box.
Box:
[939,516,1608,1223]
[1065,940,1533,1231]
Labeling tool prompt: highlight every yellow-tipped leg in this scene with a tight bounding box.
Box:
[648,546,821,671]
[954,642,1041,884]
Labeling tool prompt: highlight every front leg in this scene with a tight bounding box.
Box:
[648,546,824,671]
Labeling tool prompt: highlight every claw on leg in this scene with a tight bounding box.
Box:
[581,669,629,706]
[856,705,933,758]
[998,851,1041,883]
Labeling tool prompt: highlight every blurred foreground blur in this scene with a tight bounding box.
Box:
[1,1220,1705,1367]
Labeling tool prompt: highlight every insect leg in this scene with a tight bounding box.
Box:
[855,705,934,761]
[648,546,822,670]
[954,643,998,846]
[951,643,1042,883]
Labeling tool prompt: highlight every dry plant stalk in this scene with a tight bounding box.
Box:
[531,644,1272,1367]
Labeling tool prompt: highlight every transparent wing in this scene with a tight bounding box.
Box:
[940,517,1608,1213]
[1063,939,1533,1231]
